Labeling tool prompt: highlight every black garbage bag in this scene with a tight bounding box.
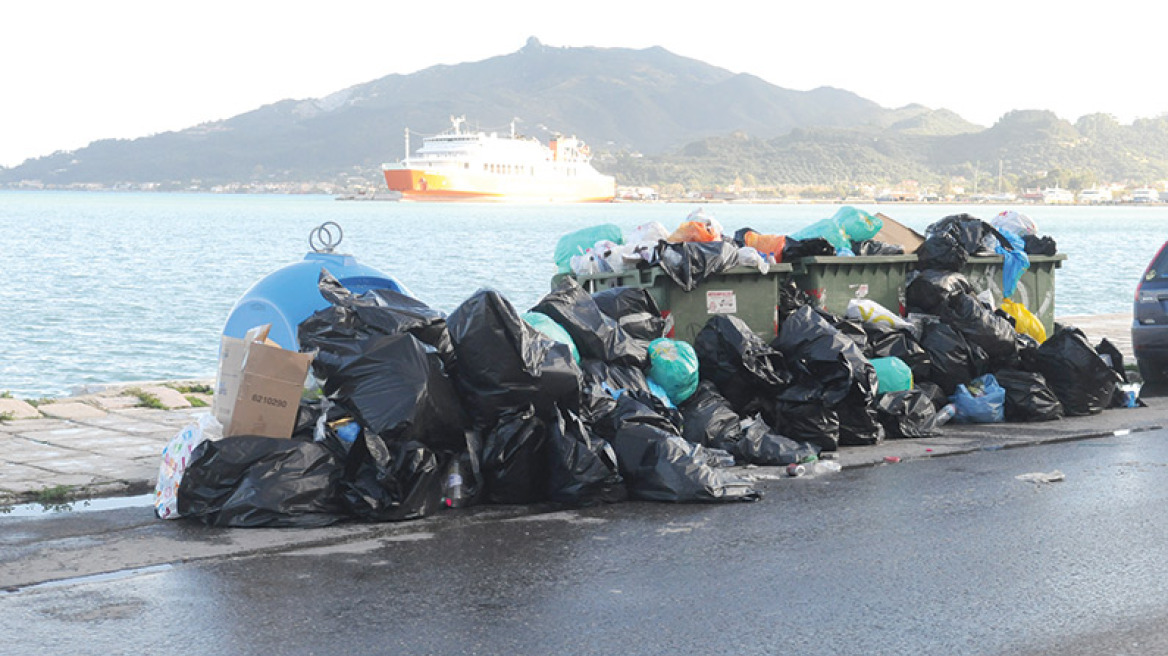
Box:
[694,315,791,413]
[774,305,877,408]
[545,406,627,506]
[178,436,346,528]
[481,405,549,505]
[532,278,649,367]
[941,292,1018,366]
[655,240,740,292]
[876,390,942,438]
[1023,234,1058,256]
[832,316,870,353]
[915,381,949,410]
[926,213,1011,254]
[1032,327,1123,416]
[916,232,968,271]
[782,236,836,261]
[905,269,976,315]
[447,289,581,426]
[864,323,932,382]
[918,320,985,395]
[324,333,468,451]
[679,381,744,452]
[735,414,820,465]
[591,287,667,343]
[607,394,759,503]
[775,306,882,446]
[778,279,814,324]
[579,358,652,395]
[339,433,444,522]
[852,239,904,256]
[1095,338,1135,408]
[993,369,1064,422]
[299,270,455,378]
[771,393,840,452]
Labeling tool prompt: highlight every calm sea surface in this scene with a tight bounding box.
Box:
[1,191,1164,398]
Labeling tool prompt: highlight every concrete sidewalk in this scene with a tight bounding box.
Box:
[0,313,1148,507]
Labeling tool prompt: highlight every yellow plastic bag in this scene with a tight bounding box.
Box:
[1000,298,1046,344]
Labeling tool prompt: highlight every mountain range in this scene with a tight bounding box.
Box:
[4,37,1168,192]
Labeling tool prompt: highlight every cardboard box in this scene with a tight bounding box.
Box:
[874,213,926,254]
[213,325,313,439]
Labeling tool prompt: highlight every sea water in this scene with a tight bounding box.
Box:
[0,191,1163,398]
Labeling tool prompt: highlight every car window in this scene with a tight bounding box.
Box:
[1147,244,1168,281]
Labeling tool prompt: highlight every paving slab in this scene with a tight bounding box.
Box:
[0,398,41,420]
[37,402,108,420]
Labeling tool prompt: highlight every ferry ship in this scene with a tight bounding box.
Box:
[382,116,615,202]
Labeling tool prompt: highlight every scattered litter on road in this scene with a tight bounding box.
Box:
[1015,470,1066,484]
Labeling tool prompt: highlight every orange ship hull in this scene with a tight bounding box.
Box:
[383,167,614,203]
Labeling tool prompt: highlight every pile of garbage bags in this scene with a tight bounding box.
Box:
[163,208,1127,529]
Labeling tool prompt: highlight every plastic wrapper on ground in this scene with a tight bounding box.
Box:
[177,435,346,528]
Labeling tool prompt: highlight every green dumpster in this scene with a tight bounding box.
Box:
[570,264,794,343]
[958,254,1067,336]
[791,255,918,318]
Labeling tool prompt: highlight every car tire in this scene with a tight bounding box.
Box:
[1138,357,1167,384]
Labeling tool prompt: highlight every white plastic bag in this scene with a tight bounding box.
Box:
[628,221,670,246]
[154,413,221,519]
[992,210,1038,237]
[846,298,913,330]
[736,246,769,274]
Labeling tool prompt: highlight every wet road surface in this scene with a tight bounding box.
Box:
[4,430,1168,655]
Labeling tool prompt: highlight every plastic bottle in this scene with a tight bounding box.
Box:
[933,403,957,427]
[442,459,467,508]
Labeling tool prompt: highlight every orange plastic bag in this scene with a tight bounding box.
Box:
[743,232,787,262]
[667,220,720,243]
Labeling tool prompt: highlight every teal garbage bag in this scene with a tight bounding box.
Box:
[995,229,1030,299]
[789,207,883,254]
[790,218,850,252]
[870,356,912,395]
[554,224,624,274]
[831,206,883,241]
[951,374,1006,423]
[521,311,580,363]
[647,338,700,405]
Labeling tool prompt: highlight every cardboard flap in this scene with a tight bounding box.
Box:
[873,213,925,254]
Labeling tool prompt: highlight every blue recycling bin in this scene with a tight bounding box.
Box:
[222,251,410,350]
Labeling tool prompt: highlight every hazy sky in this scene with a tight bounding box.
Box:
[4,0,1167,168]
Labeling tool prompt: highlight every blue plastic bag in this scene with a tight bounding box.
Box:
[995,229,1030,299]
[951,373,1006,423]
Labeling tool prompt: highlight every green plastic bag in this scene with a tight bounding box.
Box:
[647,338,700,404]
[553,224,624,274]
[521,311,580,363]
[871,356,912,395]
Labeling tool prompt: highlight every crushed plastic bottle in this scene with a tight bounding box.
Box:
[933,403,957,427]
[442,459,468,508]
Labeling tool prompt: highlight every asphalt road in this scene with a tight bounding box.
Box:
[4,429,1168,655]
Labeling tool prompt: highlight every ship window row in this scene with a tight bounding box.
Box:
[484,163,537,175]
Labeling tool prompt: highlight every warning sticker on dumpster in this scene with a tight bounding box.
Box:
[706,290,737,314]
